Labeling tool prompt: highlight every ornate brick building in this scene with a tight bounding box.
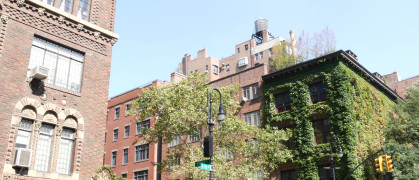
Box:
[0,0,118,179]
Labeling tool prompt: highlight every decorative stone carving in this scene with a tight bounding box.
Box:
[0,13,10,24]
[56,125,63,136]
[43,112,58,124]
[93,31,100,39]
[37,8,45,16]
[58,16,65,24]
[64,117,77,128]
[16,0,25,7]
[21,108,36,119]
[76,23,84,31]
[111,38,118,45]
[34,121,42,132]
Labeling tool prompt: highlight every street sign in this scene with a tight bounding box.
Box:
[195,160,210,167]
[201,164,212,171]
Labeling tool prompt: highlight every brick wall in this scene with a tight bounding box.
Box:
[0,0,116,179]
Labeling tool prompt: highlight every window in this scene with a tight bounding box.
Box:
[205,65,208,73]
[243,84,258,100]
[113,129,118,141]
[255,53,259,60]
[269,48,273,56]
[275,91,291,113]
[244,111,260,126]
[245,44,249,51]
[213,65,219,74]
[226,64,230,72]
[122,148,128,165]
[134,170,148,180]
[121,173,127,178]
[104,132,107,143]
[168,135,180,147]
[310,82,327,104]
[29,37,84,92]
[168,156,180,169]
[260,52,263,59]
[39,0,54,5]
[135,144,149,162]
[59,0,73,13]
[35,124,54,172]
[57,128,75,174]
[111,151,116,167]
[136,119,150,135]
[77,0,91,20]
[237,48,240,53]
[190,71,193,75]
[188,128,201,142]
[124,125,130,138]
[246,170,264,180]
[16,119,33,149]
[313,118,331,145]
[125,104,131,116]
[114,107,120,119]
[281,170,297,180]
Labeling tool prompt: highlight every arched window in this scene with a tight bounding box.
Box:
[57,128,75,174]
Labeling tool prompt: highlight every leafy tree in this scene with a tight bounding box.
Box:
[269,27,336,71]
[384,83,419,179]
[92,165,126,180]
[130,73,292,179]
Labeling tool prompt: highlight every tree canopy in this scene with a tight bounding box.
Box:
[130,73,292,179]
[384,83,419,179]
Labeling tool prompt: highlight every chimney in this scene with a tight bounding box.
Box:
[262,31,269,43]
[290,30,297,58]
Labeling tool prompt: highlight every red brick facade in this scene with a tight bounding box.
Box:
[383,72,419,98]
[0,0,117,179]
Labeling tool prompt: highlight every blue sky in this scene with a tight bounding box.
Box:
[109,0,419,98]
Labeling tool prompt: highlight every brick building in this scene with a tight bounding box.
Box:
[0,0,118,179]
[383,72,419,98]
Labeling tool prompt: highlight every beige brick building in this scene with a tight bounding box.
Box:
[0,0,118,179]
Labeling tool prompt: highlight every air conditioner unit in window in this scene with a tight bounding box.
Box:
[29,66,49,80]
[238,57,248,67]
[13,148,32,167]
[241,96,248,103]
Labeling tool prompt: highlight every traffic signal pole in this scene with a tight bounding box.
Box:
[344,148,385,180]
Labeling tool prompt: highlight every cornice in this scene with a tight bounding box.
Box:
[26,0,118,39]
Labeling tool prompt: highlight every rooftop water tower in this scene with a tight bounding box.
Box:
[252,18,274,44]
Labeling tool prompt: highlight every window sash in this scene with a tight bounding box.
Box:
[113,129,118,141]
[29,37,84,92]
[244,111,260,126]
[310,82,327,104]
[57,138,74,174]
[59,0,73,13]
[134,170,148,180]
[111,151,116,167]
[115,108,120,119]
[35,124,54,172]
[275,92,291,113]
[77,0,91,20]
[135,144,149,162]
[123,148,128,165]
[124,126,130,138]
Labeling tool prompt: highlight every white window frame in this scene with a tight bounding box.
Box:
[168,135,180,147]
[114,107,120,120]
[136,119,150,135]
[213,65,219,74]
[113,128,118,141]
[244,111,261,126]
[59,0,74,13]
[133,170,148,180]
[56,128,75,175]
[111,151,117,167]
[122,148,128,165]
[134,144,149,162]
[124,125,130,138]
[29,37,84,92]
[35,123,54,172]
[243,84,258,100]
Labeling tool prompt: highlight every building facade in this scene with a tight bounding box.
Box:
[383,72,419,98]
[262,50,401,179]
[0,0,118,179]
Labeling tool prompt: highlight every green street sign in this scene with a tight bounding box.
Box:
[201,163,212,171]
[195,160,210,167]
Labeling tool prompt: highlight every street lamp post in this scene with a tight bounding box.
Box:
[329,135,343,180]
[206,88,226,180]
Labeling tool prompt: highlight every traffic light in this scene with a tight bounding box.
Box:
[375,155,384,172]
[203,136,213,157]
[384,155,394,172]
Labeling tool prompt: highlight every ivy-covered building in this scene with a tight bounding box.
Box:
[262,50,402,180]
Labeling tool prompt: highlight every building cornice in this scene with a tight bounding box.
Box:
[26,0,119,39]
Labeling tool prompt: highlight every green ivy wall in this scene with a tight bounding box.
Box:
[263,58,394,180]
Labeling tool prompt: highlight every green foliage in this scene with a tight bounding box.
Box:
[269,41,297,72]
[131,73,291,179]
[263,58,394,180]
[384,84,419,179]
[92,165,127,180]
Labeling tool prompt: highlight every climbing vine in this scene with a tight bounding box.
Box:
[263,56,394,180]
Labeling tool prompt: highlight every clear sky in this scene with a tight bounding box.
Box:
[109,0,419,98]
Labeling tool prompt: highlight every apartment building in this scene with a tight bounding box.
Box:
[0,0,118,179]
[382,72,419,98]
